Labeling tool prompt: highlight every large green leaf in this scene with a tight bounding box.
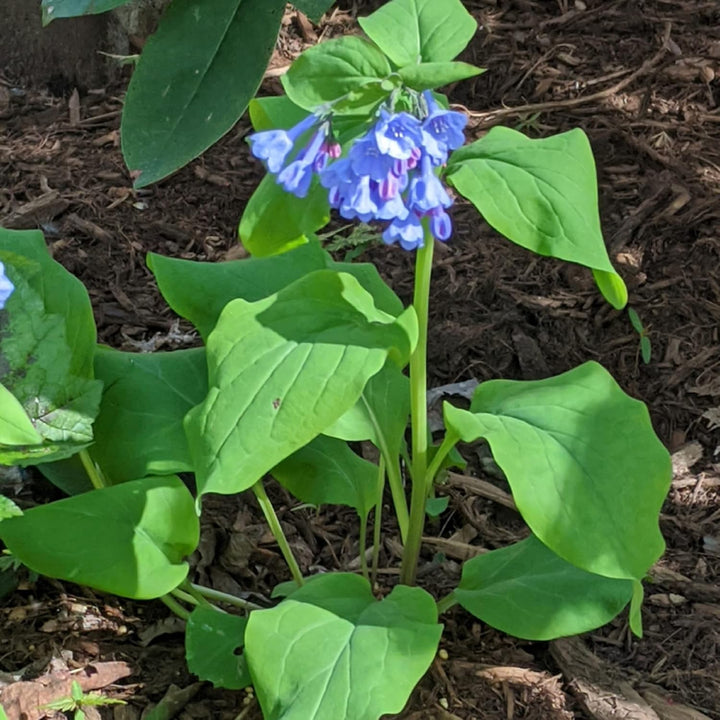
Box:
[41,0,131,24]
[0,384,42,446]
[92,347,208,483]
[455,535,633,641]
[185,270,417,498]
[186,605,251,689]
[291,0,334,22]
[0,229,97,377]
[0,476,199,599]
[446,127,627,309]
[239,174,330,257]
[246,574,442,720]
[0,268,102,466]
[273,435,378,519]
[358,0,477,67]
[443,362,671,580]
[398,61,484,91]
[122,0,286,188]
[281,36,392,114]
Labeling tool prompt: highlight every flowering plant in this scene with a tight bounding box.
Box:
[0,0,671,718]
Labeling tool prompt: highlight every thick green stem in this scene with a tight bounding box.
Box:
[358,515,369,581]
[252,481,304,587]
[436,591,458,615]
[371,457,385,586]
[171,588,200,607]
[425,432,460,490]
[160,594,191,620]
[400,232,434,586]
[190,583,263,611]
[384,456,408,542]
[79,449,105,490]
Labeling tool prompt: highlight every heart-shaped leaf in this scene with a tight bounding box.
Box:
[246,573,442,720]
[186,270,416,498]
[398,61,484,91]
[41,0,131,24]
[446,127,627,309]
[443,362,671,580]
[0,476,199,599]
[455,535,633,640]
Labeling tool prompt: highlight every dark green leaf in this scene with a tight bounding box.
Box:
[186,605,251,689]
[0,476,199,599]
[425,496,449,518]
[246,574,442,720]
[292,0,334,22]
[186,270,416,498]
[92,347,208,483]
[446,127,627,309]
[41,0,131,24]
[455,535,633,640]
[444,362,671,580]
[358,0,477,66]
[398,61,484,91]
[640,336,652,365]
[122,0,286,187]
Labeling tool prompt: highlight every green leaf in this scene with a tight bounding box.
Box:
[0,229,97,377]
[0,476,199,599]
[0,268,102,466]
[92,347,209,483]
[455,535,633,641]
[273,435,378,518]
[186,270,416,498]
[281,36,392,113]
[38,455,93,496]
[326,259,404,318]
[446,127,627,308]
[425,496,449,518]
[239,174,330,257]
[122,0,286,188]
[640,336,652,365]
[0,384,42,446]
[358,0,477,66]
[629,580,644,638]
[41,0,131,24]
[627,307,644,333]
[292,0,333,22]
[398,61,484,91]
[249,96,310,132]
[324,363,409,462]
[443,362,671,580]
[186,605,251,689]
[245,574,442,720]
[0,496,22,521]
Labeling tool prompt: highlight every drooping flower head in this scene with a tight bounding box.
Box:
[247,90,467,250]
[0,261,14,310]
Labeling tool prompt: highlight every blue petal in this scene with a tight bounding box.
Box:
[247,130,294,173]
[374,110,423,160]
[0,262,14,310]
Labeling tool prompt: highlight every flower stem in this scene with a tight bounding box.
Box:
[371,457,385,587]
[252,481,304,588]
[170,588,200,606]
[400,231,434,586]
[160,593,191,620]
[436,591,458,615]
[79,449,105,490]
[190,583,264,611]
[425,432,460,489]
[358,514,369,581]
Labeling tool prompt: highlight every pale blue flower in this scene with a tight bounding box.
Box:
[247,114,318,173]
[0,261,14,309]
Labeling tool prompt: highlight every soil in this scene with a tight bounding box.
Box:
[1,1,720,719]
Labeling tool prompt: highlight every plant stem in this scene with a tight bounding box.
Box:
[425,432,460,489]
[384,456,409,542]
[358,515,369,581]
[160,593,191,620]
[170,588,200,606]
[190,583,264,611]
[436,591,458,615]
[79,449,105,490]
[371,457,385,587]
[400,231,434,586]
[179,580,213,607]
[252,481,304,587]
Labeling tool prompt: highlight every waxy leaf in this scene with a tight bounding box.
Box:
[446,127,627,309]
[398,61,484,91]
[41,0,130,24]
[186,270,416,498]
[282,36,391,113]
[246,574,442,720]
[273,435,378,518]
[0,268,102,466]
[239,174,330,257]
[149,244,403,340]
[186,605,251,689]
[291,0,334,22]
[0,476,199,599]
[0,384,42,446]
[358,0,477,66]
[92,347,208,483]
[0,229,97,377]
[455,535,633,640]
[122,0,285,187]
[444,362,671,580]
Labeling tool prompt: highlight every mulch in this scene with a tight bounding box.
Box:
[1,1,719,718]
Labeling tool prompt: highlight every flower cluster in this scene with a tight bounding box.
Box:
[248,91,467,250]
[0,262,14,310]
